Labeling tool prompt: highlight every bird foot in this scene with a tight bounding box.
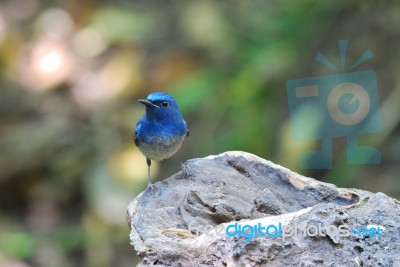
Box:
[146,183,155,191]
[181,162,190,178]
[161,228,196,239]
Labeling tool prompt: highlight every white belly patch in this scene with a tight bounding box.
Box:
[138,135,186,161]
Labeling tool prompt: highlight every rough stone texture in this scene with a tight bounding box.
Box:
[126,151,400,267]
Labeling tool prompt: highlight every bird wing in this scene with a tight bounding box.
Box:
[134,119,142,147]
[183,120,189,137]
[134,131,139,147]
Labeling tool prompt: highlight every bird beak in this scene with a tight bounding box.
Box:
[138,99,159,108]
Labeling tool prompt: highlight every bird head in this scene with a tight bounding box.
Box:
[138,92,183,121]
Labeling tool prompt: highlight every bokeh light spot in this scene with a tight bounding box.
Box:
[72,28,106,58]
[18,38,74,92]
[38,8,74,38]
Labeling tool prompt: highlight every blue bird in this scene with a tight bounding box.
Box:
[134,92,189,190]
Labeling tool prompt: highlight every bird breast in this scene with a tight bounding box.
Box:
[138,135,186,161]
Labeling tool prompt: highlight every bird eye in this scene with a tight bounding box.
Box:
[161,101,169,107]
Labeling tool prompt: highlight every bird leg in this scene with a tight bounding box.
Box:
[146,158,154,190]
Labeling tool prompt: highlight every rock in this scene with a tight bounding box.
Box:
[126,151,400,266]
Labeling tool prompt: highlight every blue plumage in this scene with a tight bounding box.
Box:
[134,92,189,189]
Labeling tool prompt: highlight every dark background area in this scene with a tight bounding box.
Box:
[0,1,399,266]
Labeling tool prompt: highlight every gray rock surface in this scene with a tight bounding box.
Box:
[126,151,400,266]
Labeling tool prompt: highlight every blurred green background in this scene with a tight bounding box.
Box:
[0,0,399,266]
